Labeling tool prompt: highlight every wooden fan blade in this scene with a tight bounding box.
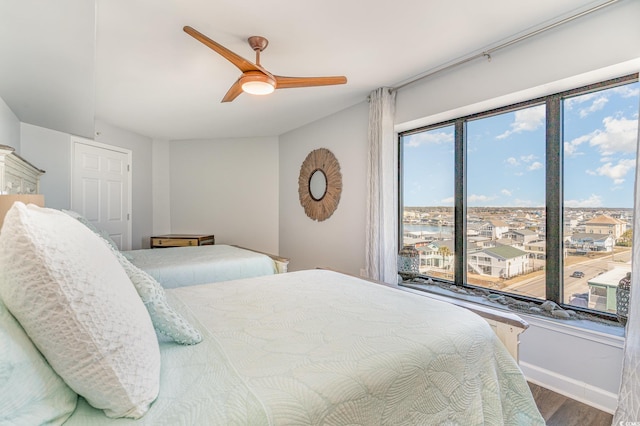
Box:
[221,80,243,103]
[254,63,276,80]
[274,75,347,89]
[183,26,259,73]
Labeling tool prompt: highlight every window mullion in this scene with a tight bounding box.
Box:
[397,133,405,252]
[454,120,466,286]
[546,95,563,304]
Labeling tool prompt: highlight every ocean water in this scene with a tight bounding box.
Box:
[403,224,453,234]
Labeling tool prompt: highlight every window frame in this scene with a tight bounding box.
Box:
[398,73,639,320]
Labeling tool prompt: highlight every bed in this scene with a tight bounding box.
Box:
[61,208,288,288]
[122,244,289,289]
[65,269,543,425]
[0,203,544,425]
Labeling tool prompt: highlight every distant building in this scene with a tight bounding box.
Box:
[468,245,528,278]
[496,237,522,248]
[415,240,454,273]
[503,229,538,245]
[569,233,614,252]
[588,267,631,312]
[524,240,546,260]
[584,214,626,240]
[402,236,426,246]
[563,217,579,233]
[479,219,509,240]
[403,210,419,223]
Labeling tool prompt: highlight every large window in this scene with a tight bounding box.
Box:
[399,74,639,319]
[466,104,546,297]
[401,125,455,281]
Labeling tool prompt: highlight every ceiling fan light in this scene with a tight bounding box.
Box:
[242,80,275,95]
[240,72,276,95]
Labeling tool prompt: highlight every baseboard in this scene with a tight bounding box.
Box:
[520,361,618,414]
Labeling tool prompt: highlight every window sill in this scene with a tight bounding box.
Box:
[399,279,625,342]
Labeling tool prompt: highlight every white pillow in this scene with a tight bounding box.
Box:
[0,202,160,419]
[0,298,77,425]
[61,209,120,250]
[64,209,202,345]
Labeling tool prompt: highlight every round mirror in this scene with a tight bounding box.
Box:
[309,169,327,201]
[298,148,342,222]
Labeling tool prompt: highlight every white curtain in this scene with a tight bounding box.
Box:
[365,87,398,284]
[614,94,640,423]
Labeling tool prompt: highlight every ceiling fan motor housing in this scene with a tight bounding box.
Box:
[240,71,276,94]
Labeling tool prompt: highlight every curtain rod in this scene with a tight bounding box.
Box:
[392,0,619,91]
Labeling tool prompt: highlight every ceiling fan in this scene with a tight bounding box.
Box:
[183,26,347,103]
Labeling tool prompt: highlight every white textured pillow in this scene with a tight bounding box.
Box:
[0,202,161,419]
[0,299,77,425]
[61,209,120,250]
[61,210,202,345]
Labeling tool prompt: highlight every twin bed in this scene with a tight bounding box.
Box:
[123,244,289,288]
[0,202,544,425]
[60,208,289,288]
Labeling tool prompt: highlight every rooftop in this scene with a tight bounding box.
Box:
[483,245,528,260]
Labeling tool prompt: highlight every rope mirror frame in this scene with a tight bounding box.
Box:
[298,148,342,222]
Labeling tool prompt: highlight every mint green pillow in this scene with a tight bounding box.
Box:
[0,299,78,425]
[108,246,202,345]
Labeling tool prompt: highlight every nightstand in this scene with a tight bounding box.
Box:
[150,234,215,248]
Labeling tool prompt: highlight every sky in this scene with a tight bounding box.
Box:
[402,80,640,209]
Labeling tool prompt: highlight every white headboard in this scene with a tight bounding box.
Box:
[0,145,45,195]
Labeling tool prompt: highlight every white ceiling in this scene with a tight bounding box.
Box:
[0,0,606,141]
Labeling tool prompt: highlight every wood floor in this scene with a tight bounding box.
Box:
[528,382,613,426]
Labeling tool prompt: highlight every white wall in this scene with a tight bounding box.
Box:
[152,139,171,236]
[168,137,279,255]
[519,315,623,413]
[0,95,20,151]
[279,102,369,275]
[20,123,71,209]
[396,0,640,128]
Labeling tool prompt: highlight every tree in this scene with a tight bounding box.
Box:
[618,229,633,247]
[438,245,451,269]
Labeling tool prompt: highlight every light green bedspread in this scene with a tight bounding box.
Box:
[122,244,277,289]
[64,269,544,425]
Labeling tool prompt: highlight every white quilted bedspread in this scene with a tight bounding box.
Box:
[65,269,544,425]
[122,244,277,288]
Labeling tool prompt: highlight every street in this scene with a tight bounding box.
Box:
[503,247,632,308]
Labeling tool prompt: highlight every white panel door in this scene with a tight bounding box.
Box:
[71,139,131,250]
